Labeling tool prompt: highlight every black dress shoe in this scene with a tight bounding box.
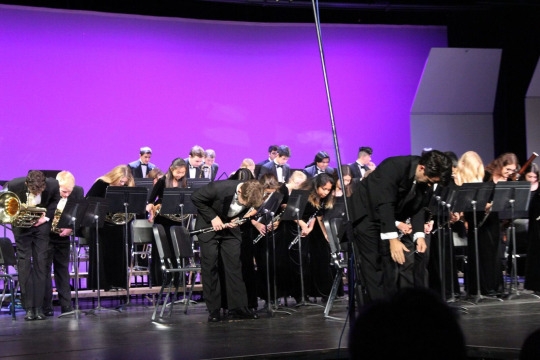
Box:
[61,306,74,314]
[228,307,259,320]
[208,310,221,323]
[43,308,55,317]
[24,309,36,321]
[34,309,47,320]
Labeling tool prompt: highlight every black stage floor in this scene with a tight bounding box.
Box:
[1,290,540,360]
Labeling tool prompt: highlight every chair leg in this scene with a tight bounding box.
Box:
[324,268,343,318]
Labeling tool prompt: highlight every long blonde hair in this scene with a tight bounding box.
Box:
[454,151,484,186]
[98,165,135,186]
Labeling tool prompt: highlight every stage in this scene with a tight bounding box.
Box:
[1,288,540,360]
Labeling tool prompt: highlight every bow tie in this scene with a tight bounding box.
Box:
[361,165,369,170]
[190,165,195,169]
[141,164,148,167]
[276,165,283,168]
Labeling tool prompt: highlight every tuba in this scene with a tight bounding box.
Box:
[0,191,46,228]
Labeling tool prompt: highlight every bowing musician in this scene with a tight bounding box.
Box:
[43,171,84,316]
[192,179,265,322]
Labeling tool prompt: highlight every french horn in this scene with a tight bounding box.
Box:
[0,191,46,228]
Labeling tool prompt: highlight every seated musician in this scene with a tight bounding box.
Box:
[145,158,188,285]
[258,145,292,183]
[185,145,205,179]
[128,146,156,178]
[303,151,335,178]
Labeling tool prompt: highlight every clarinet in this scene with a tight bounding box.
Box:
[252,213,282,244]
[288,212,318,249]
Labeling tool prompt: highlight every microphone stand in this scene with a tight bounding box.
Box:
[117,201,132,311]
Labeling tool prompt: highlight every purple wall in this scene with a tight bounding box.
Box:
[0,5,447,192]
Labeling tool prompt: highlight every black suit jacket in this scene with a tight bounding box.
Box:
[202,163,219,181]
[302,165,335,178]
[258,161,291,183]
[128,160,156,179]
[350,156,429,235]
[185,158,203,179]
[191,180,247,242]
[5,176,61,236]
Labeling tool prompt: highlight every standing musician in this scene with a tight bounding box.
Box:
[258,145,292,184]
[185,145,205,179]
[43,171,84,316]
[4,170,61,321]
[85,165,134,291]
[303,151,335,178]
[286,173,335,303]
[145,158,188,285]
[192,179,265,322]
[203,149,219,181]
[349,146,376,179]
[464,152,519,297]
[128,146,156,178]
[349,150,452,303]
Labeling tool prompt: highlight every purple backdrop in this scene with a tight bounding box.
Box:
[0,5,447,192]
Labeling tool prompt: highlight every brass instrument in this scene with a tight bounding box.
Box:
[200,164,211,179]
[50,208,64,234]
[0,191,46,228]
[153,203,190,223]
[105,212,135,225]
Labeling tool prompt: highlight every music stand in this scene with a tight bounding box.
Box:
[105,186,148,310]
[187,178,211,189]
[282,190,322,308]
[135,178,155,202]
[56,199,88,319]
[161,188,198,306]
[254,191,290,316]
[83,197,118,315]
[452,182,500,304]
[490,182,534,300]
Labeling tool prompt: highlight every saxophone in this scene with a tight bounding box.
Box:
[50,208,64,234]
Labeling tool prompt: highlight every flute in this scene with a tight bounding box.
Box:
[189,217,249,235]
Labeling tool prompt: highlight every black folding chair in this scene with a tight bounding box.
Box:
[170,225,201,314]
[0,237,18,320]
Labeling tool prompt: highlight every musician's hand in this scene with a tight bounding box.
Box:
[59,228,72,237]
[389,238,409,265]
[424,221,434,234]
[301,226,312,237]
[228,217,240,229]
[34,217,47,227]
[449,212,460,224]
[416,237,427,253]
[396,222,412,234]
[211,216,225,231]
[257,222,267,235]
[272,220,280,230]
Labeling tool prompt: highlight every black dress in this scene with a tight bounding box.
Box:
[524,188,540,292]
[86,179,128,291]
